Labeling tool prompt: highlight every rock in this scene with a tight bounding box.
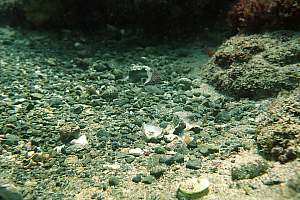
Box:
[143,123,163,142]
[186,159,202,170]
[132,174,142,183]
[197,144,219,156]
[128,148,144,156]
[231,159,269,180]
[163,133,177,143]
[102,164,121,170]
[154,146,166,154]
[71,104,83,114]
[0,179,23,200]
[48,97,64,108]
[176,78,193,90]
[141,175,156,184]
[29,92,43,100]
[59,122,80,143]
[287,173,300,193]
[263,177,283,186]
[94,62,111,72]
[160,154,185,165]
[108,176,120,186]
[70,135,88,146]
[100,86,118,100]
[173,120,186,136]
[256,87,300,163]
[150,166,166,178]
[202,31,300,98]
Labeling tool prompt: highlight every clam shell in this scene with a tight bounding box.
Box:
[177,177,210,199]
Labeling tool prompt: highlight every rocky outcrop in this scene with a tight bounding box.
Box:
[256,87,300,163]
[202,31,300,99]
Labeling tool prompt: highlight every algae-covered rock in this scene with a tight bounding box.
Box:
[202,31,300,98]
[231,159,269,180]
[256,87,300,163]
[0,179,23,200]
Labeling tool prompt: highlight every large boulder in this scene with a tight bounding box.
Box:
[202,31,300,99]
[256,87,300,163]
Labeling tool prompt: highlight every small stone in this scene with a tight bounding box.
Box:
[132,174,142,183]
[172,153,185,164]
[30,93,43,100]
[150,166,166,179]
[186,159,202,170]
[59,122,80,143]
[160,154,185,166]
[173,120,186,136]
[154,146,166,154]
[263,177,283,186]
[94,62,111,72]
[231,159,269,180]
[143,123,162,142]
[72,105,83,114]
[101,86,118,100]
[102,164,121,170]
[48,97,64,108]
[141,175,156,184]
[163,134,177,143]
[108,176,120,186]
[70,135,88,146]
[129,148,144,156]
[176,78,193,90]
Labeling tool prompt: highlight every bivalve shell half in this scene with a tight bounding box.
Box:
[177,177,210,199]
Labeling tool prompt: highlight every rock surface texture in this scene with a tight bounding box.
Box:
[202,31,300,98]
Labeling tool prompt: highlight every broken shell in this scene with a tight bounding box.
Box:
[177,177,210,199]
[143,123,162,142]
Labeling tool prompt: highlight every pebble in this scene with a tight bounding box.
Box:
[102,164,121,170]
[231,159,269,180]
[154,146,166,154]
[108,176,120,186]
[186,159,202,170]
[163,134,177,143]
[150,166,166,178]
[132,174,142,183]
[176,78,193,90]
[59,122,80,143]
[128,148,144,156]
[143,123,163,142]
[141,175,156,184]
[70,135,88,146]
[159,154,185,165]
